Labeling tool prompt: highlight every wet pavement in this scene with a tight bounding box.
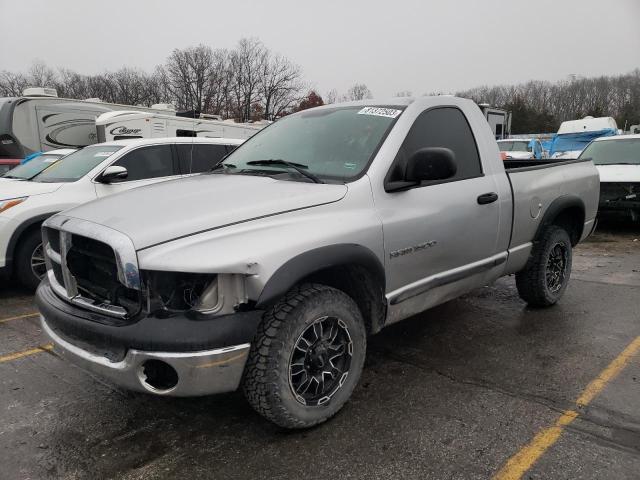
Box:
[1,221,639,479]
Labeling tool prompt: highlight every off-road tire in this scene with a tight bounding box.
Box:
[516,226,572,307]
[15,229,45,290]
[242,283,366,429]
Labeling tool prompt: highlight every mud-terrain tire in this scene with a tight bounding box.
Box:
[243,283,366,429]
[15,229,46,290]
[516,226,572,307]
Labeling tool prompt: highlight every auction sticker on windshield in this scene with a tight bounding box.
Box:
[357,107,402,118]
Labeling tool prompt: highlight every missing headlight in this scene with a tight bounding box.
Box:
[145,271,248,315]
[146,271,212,312]
[194,274,248,315]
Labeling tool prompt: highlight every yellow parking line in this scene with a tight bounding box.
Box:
[0,312,40,324]
[0,343,53,363]
[493,336,640,480]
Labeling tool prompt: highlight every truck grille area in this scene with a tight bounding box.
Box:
[43,223,141,322]
[67,235,140,315]
[600,182,639,203]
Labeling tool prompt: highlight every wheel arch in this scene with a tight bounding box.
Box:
[534,196,585,246]
[256,244,387,334]
[6,213,58,269]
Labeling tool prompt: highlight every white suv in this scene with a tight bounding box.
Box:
[0,137,243,288]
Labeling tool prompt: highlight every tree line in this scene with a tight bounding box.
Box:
[0,38,374,122]
[1,37,638,130]
[0,38,307,121]
[456,71,640,133]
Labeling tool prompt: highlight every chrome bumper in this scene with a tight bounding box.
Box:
[41,316,250,397]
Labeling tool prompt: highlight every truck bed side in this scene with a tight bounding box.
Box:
[503,158,600,275]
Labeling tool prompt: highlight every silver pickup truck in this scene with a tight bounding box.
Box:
[36,96,599,428]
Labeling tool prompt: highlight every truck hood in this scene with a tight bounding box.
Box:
[0,180,63,200]
[596,164,640,183]
[64,174,348,249]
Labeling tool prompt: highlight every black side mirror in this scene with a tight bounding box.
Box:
[99,165,128,183]
[405,147,457,182]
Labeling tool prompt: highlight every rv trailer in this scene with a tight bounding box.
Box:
[0,88,178,160]
[95,110,262,142]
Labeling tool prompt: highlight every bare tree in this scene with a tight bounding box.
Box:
[229,38,267,121]
[0,70,29,96]
[164,44,217,111]
[347,83,373,101]
[258,52,304,120]
[325,89,338,104]
[28,61,58,89]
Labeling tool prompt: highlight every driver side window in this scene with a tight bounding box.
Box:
[112,145,175,181]
[387,107,482,185]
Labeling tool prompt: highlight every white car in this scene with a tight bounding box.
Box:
[579,134,640,222]
[1,149,77,182]
[497,138,546,160]
[0,137,243,287]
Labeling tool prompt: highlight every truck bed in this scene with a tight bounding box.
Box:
[503,157,599,274]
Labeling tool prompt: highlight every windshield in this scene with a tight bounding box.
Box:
[580,139,640,165]
[32,145,123,183]
[220,106,403,182]
[497,141,531,152]
[2,153,66,180]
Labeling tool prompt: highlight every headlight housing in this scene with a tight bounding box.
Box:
[145,271,248,315]
[0,197,27,214]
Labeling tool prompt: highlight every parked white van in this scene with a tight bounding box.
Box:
[0,137,243,288]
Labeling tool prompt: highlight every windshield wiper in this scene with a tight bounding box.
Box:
[246,159,324,184]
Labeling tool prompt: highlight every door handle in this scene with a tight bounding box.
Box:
[477,192,498,205]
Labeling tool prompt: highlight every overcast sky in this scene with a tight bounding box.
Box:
[1,0,639,97]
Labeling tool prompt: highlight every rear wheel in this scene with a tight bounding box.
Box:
[243,283,366,429]
[516,226,572,307]
[15,229,46,290]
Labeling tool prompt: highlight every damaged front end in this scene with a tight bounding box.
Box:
[599,182,640,221]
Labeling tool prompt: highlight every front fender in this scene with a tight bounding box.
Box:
[255,243,385,307]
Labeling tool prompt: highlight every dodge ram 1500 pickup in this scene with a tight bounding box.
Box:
[36,96,600,428]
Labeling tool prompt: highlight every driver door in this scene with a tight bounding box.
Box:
[373,107,507,321]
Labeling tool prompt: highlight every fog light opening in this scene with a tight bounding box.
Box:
[139,359,179,392]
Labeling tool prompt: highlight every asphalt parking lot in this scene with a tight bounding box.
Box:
[1,221,639,480]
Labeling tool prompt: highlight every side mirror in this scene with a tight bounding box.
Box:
[405,147,457,183]
[99,165,128,183]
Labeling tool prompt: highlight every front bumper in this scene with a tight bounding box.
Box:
[42,317,250,396]
[37,279,263,397]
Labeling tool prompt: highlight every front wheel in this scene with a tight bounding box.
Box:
[516,226,572,307]
[243,283,366,429]
[15,229,47,290]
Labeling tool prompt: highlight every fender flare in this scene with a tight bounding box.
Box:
[533,195,585,244]
[256,244,386,308]
[5,213,59,267]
